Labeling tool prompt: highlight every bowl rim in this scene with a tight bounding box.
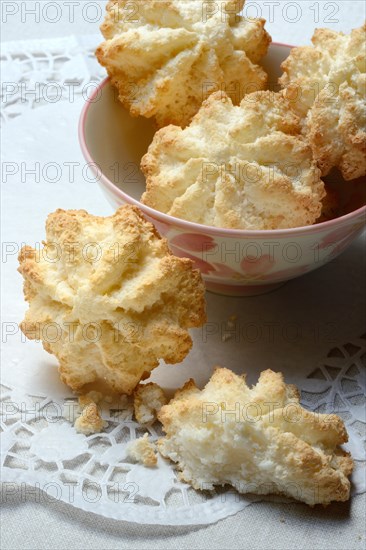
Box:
[79,42,366,238]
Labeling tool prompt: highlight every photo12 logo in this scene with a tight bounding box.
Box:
[1,480,140,504]
[1,2,104,24]
[204,1,341,24]
[1,1,341,26]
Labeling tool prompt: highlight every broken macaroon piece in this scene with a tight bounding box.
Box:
[158,367,353,506]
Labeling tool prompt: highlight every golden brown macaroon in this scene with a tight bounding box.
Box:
[18,205,206,395]
[141,90,325,229]
[96,0,271,127]
[280,25,366,180]
[158,367,353,506]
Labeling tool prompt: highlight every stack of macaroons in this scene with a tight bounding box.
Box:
[96,2,365,230]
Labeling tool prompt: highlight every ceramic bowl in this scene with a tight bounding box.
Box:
[79,43,366,296]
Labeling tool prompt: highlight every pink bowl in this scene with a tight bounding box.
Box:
[79,43,366,296]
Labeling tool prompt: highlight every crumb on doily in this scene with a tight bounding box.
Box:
[74,402,108,435]
[134,382,167,424]
[126,433,158,467]
[72,392,109,435]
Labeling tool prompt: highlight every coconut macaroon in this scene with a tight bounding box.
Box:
[280,25,366,180]
[96,0,270,128]
[18,206,206,395]
[141,91,325,230]
[158,368,353,506]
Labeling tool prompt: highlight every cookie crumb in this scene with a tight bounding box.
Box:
[126,434,157,467]
[134,383,167,424]
[74,402,108,435]
[227,315,238,329]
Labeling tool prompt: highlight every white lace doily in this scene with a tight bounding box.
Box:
[1,36,365,526]
[1,335,365,525]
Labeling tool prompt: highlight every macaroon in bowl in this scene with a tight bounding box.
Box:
[79,43,366,296]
